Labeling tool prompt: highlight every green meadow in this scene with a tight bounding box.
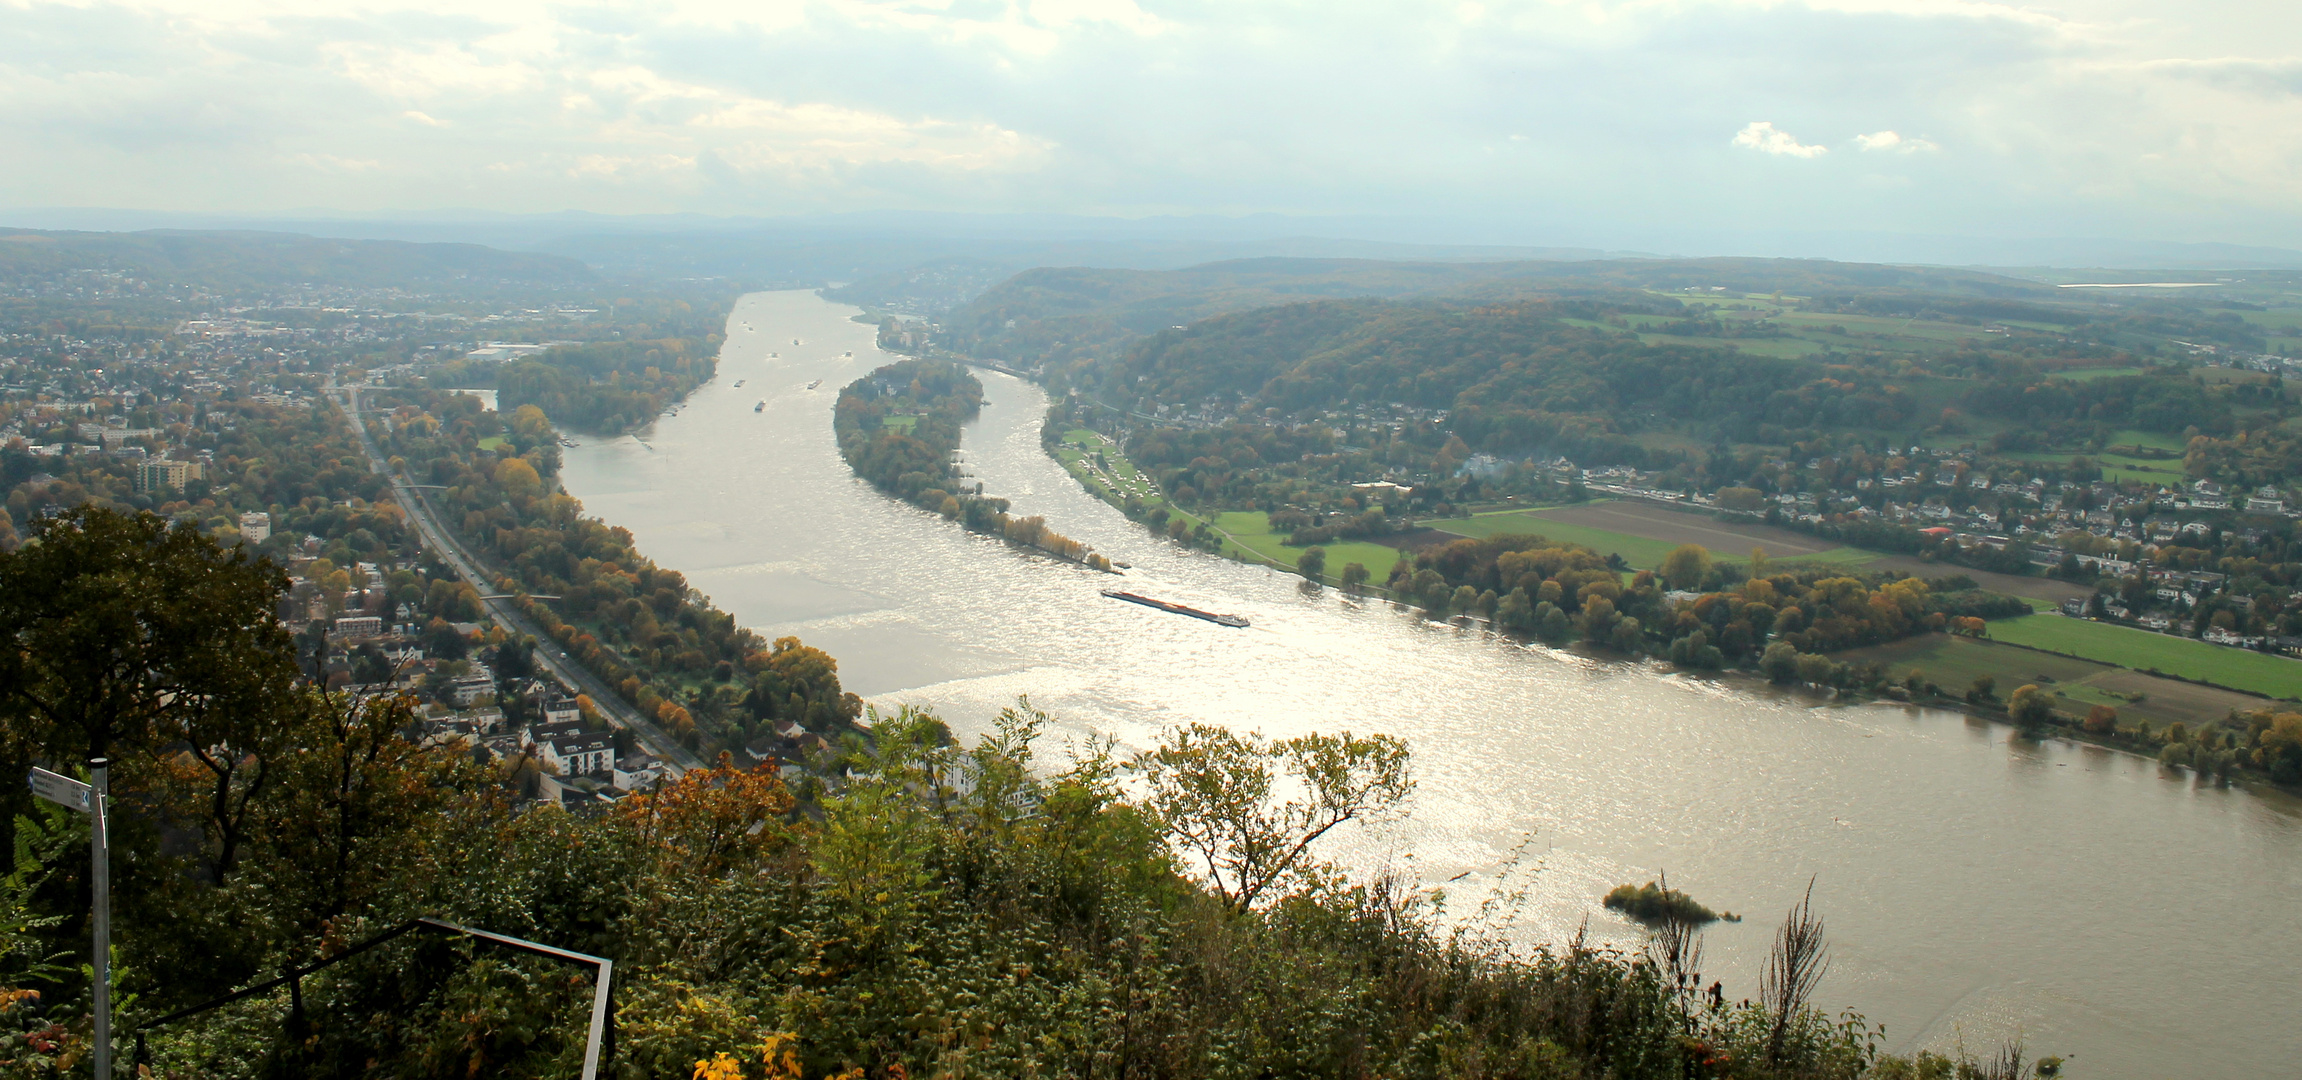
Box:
[1987,614,2302,700]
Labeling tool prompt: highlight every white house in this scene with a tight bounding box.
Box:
[541,731,614,776]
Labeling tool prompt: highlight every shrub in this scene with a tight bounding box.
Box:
[1602,881,1735,925]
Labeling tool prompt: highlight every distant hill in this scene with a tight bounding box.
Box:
[936,255,2082,370]
[0,228,596,291]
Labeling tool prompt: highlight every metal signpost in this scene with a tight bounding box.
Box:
[30,761,108,1078]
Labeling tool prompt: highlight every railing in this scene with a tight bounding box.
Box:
[132,917,614,1078]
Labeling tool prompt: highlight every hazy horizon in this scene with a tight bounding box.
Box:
[4,0,2298,252]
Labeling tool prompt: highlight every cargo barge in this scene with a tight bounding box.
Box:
[1101,589,1249,628]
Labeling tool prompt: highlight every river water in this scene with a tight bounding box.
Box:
[560,290,2299,1078]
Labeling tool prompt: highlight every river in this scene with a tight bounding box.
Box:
[560,290,2300,1078]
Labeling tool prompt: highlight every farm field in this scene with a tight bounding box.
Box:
[1837,634,2270,730]
[1424,500,1873,569]
[1986,614,2302,700]
[1634,333,1824,358]
[1423,509,1685,566]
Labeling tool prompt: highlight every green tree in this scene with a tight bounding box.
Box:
[747,636,863,730]
[1338,561,1370,593]
[1296,546,1327,584]
[1760,642,1799,683]
[1538,603,1573,643]
[2007,684,2056,732]
[1661,544,1712,590]
[0,506,297,764]
[1131,723,1412,911]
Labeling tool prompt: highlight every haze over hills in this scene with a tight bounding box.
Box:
[0,228,597,292]
[9,208,2302,294]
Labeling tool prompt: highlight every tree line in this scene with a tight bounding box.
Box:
[378,391,860,755]
[835,358,1109,570]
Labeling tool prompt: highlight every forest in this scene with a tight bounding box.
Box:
[1384,533,2028,680]
[0,505,2042,1079]
[834,358,1107,569]
[937,256,2100,373]
[421,295,735,434]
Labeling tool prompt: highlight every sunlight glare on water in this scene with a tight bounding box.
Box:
[558,290,2302,1079]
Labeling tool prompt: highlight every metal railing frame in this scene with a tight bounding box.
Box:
[131,917,614,1078]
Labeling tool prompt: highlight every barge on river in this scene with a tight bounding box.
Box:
[1101,589,1249,628]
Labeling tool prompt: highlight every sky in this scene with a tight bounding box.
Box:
[3,0,2300,248]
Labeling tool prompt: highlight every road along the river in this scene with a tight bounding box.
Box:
[335,385,703,773]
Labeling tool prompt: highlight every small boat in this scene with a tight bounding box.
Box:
[733,379,744,387]
[754,401,765,412]
[807,379,822,390]
[793,339,802,345]
[1101,589,1249,628]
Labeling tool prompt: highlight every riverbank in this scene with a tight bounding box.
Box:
[556,291,2302,1078]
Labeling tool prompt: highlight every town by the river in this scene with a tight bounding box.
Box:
[560,289,2302,1080]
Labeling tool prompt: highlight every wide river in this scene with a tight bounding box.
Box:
[562,290,2298,1078]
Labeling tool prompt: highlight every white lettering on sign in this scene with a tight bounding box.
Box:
[28,768,91,814]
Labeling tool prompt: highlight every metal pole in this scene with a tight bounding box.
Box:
[89,757,109,1079]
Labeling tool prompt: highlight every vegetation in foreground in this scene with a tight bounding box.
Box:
[0,507,2064,1078]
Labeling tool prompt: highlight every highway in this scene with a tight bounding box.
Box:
[333,383,703,774]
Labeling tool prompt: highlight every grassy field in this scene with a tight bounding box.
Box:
[1425,510,1685,566]
[1208,511,1405,578]
[1839,633,2270,730]
[1987,614,2302,699]
[1418,502,1887,573]
[476,435,509,451]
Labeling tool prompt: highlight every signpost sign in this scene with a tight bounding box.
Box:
[30,762,108,1078]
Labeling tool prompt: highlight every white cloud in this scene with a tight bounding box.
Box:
[1855,130,1938,152]
[1,0,2300,242]
[1732,121,1829,158]
[581,66,1051,174]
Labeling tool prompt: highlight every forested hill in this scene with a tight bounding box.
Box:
[1075,298,1873,456]
[0,228,597,290]
[938,255,2080,370]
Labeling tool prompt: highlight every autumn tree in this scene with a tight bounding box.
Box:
[2007,684,2057,733]
[745,636,862,731]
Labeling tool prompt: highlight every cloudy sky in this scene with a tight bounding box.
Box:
[3,0,2299,246]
